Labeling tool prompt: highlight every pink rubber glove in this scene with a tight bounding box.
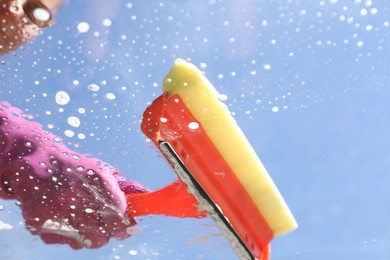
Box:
[0,101,148,249]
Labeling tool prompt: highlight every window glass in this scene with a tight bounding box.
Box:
[1,0,390,259]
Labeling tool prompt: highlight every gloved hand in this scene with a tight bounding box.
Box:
[0,102,148,249]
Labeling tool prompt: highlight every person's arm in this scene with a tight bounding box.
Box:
[0,101,204,249]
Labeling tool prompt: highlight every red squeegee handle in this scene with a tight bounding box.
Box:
[141,93,272,260]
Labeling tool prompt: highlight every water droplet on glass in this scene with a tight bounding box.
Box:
[77,21,90,33]
[83,239,92,247]
[78,108,86,114]
[55,91,70,105]
[188,122,199,130]
[50,158,59,167]
[102,18,112,27]
[86,169,95,175]
[128,250,138,256]
[85,208,94,213]
[53,136,62,143]
[0,220,13,230]
[67,116,81,128]
[64,129,75,137]
[126,226,142,235]
[105,93,116,100]
[218,94,228,101]
[88,83,100,92]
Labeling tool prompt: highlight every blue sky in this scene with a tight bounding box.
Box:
[1,0,390,259]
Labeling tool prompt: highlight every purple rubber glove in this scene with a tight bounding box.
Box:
[0,101,148,249]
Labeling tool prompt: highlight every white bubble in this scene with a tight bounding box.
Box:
[370,8,378,15]
[128,250,138,256]
[188,122,199,130]
[0,220,13,230]
[105,93,116,100]
[78,133,86,140]
[77,22,90,33]
[78,108,86,114]
[67,116,81,128]
[365,24,373,31]
[102,18,112,27]
[64,130,75,137]
[55,91,70,105]
[264,64,272,70]
[199,62,207,69]
[272,106,279,112]
[218,94,228,101]
[85,208,94,213]
[88,83,100,92]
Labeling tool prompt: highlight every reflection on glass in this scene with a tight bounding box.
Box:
[0,0,65,55]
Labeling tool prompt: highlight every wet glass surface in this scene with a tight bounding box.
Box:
[1,0,390,259]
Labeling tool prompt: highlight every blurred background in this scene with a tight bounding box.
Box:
[1,0,390,259]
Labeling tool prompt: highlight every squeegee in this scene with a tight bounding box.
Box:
[141,59,297,259]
